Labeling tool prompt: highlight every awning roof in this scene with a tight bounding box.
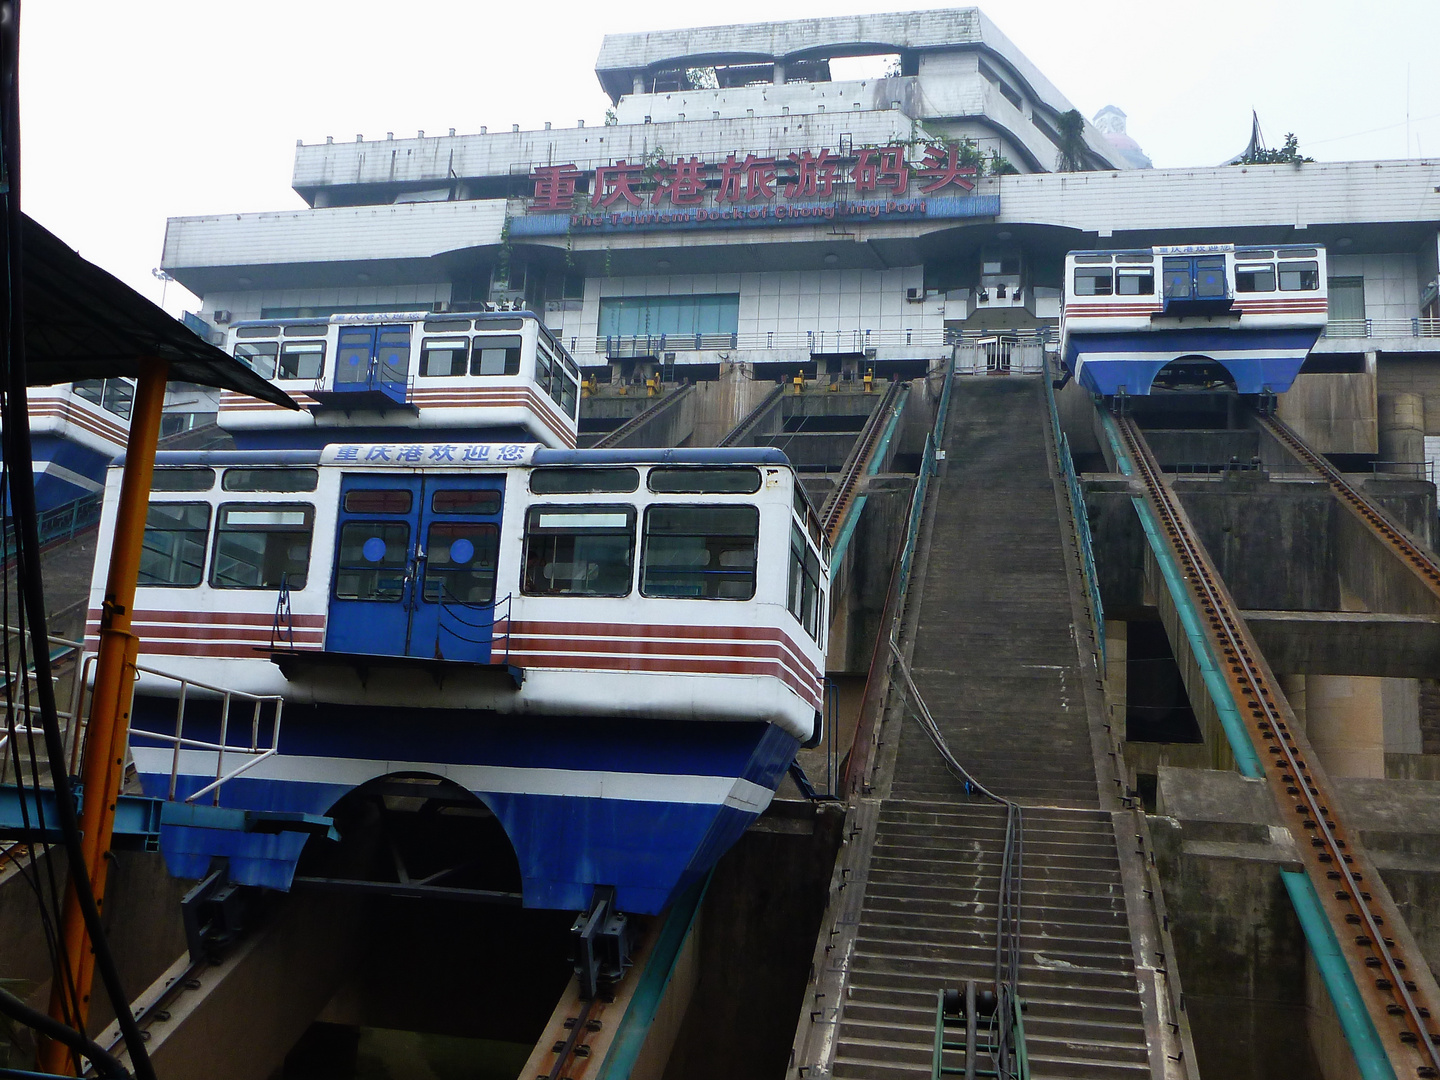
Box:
[18,216,297,408]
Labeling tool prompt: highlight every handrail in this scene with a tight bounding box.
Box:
[1041,356,1105,664]
[0,629,87,786]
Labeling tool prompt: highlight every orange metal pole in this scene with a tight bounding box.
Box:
[40,358,168,1072]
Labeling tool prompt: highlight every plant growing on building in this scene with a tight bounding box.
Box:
[604,108,618,126]
[685,67,719,91]
[1055,109,1088,172]
[988,150,1018,175]
[1237,132,1313,165]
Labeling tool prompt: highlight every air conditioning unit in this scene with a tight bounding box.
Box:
[905,287,921,302]
[432,301,449,313]
[212,310,232,324]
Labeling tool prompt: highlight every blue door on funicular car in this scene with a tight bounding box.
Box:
[328,473,505,663]
[334,325,411,405]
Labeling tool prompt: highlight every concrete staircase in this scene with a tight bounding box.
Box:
[826,378,1155,1079]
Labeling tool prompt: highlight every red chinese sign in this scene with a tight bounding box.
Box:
[531,144,976,212]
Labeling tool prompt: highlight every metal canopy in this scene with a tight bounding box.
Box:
[18,215,297,408]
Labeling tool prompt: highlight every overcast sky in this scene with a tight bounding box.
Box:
[17,0,1440,315]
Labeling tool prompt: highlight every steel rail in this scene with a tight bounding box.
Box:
[1116,415,1440,1079]
[821,380,904,543]
[1259,413,1440,599]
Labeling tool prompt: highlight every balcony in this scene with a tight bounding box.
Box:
[1323,318,1440,340]
[587,328,950,361]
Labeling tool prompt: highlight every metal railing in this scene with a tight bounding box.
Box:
[590,327,951,357]
[0,629,87,785]
[129,665,287,805]
[1042,358,1105,666]
[955,339,1046,376]
[1324,317,1440,339]
[3,493,103,556]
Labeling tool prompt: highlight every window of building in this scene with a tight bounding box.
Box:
[1116,268,1155,296]
[472,335,522,376]
[648,467,762,494]
[139,503,210,587]
[423,522,499,605]
[222,468,319,493]
[1279,261,1320,292]
[598,294,740,338]
[211,504,314,589]
[1073,268,1113,296]
[789,523,823,640]
[278,342,325,380]
[641,505,758,600]
[1328,277,1365,322]
[152,467,216,493]
[235,341,279,379]
[420,338,469,377]
[522,505,635,596]
[531,467,639,494]
[334,521,410,602]
[1236,263,1277,293]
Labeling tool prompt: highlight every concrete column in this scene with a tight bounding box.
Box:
[1279,674,1307,735]
[1378,391,1425,471]
[633,74,645,94]
[774,61,786,84]
[1305,675,1385,778]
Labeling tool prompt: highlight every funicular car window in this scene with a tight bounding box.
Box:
[472,335,522,377]
[211,504,314,589]
[1073,268,1113,296]
[420,338,469,377]
[1279,261,1320,291]
[343,489,413,514]
[523,505,635,596]
[1236,264,1277,292]
[423,522,499,605]
[334,521,410,602]
[647,467,762,494]
[151,467,215,492]
[139,503,210,587]
[235,341,279,379]
[432,489,502,514]
[278,342,325,380]
[1115,268,1154,296]
[641,505,758,600]
[530,468,639,494]
[789,523,823,639]
[223,468,318,492]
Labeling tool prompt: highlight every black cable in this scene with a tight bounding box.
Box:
[0,985,128,1078]
[0,5,157,1076]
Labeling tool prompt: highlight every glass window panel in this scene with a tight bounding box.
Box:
[222,468,319,493]
[531,468,639,494]
[102,379,134,418]
[1115,269,1154,296]
[523,505,635,597]
[1074,254,1113,264]
[1328,277,1366,322]
[1236,264,1277,292]
[472,334,522,376]
[1280,248,1318,258]
[235,341,279,379]
[420,339,469,377]
[334,521,410,602]
[1235,249,1275,260]
[431,489,502,514]
[279,342,325,380]
[212,502,314,589]
[344,489,413,514]
[236,326,281,338]
[423,522,499,605]
[152,467,215,492]
[283,325,327,337]
[598,295,740,338]
[1279,262,1320,291]
[424,318,473,332]
[139,503,210,587]
[73,379,103,404]
[789,525,805,620]
[641,505,758,600]
[648,467,762,494]
[1072,269,1112,296]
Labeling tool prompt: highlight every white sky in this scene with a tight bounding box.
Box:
[17,0,1440,315]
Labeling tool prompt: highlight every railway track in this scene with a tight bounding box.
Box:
[820,380,905,545]
[1259,412,1440,599]
[1113,415,1440,1079]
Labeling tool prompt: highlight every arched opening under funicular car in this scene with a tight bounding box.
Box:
[296,773,524,903]
[1149,355,1239,394]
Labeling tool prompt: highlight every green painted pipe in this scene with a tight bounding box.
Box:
[1099,414,1263,777]
[1281,870,1396,1080]
[595,872,710,1079]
